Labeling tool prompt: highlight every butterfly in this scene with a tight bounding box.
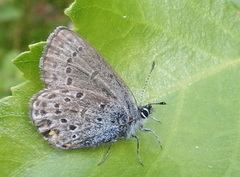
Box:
[30,26,166,165]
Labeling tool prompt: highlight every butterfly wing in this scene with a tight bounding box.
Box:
[41,26,138,116]
[30,88,130,149]
[30,27,140,149]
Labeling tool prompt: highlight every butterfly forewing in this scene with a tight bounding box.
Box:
[41,27,137,110]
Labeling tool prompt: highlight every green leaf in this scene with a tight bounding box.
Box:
[1,0,240,176]
[230,0,240,10]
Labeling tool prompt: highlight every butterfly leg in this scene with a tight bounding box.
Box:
[149,115,161,123]
[140,127,162,149]
[132,135,144,166]
[98,142,113,166]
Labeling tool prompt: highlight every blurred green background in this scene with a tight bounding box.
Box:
[0,0,73,98]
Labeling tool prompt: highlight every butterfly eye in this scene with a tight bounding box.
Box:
[140,107,150,119]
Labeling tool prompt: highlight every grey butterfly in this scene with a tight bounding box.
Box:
[30,26,165,165]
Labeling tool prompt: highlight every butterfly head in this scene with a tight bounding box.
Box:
[139,102,166,119]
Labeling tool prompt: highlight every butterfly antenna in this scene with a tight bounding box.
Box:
[140,61,155,105]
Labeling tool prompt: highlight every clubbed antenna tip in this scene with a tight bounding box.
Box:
[150,102,166,105]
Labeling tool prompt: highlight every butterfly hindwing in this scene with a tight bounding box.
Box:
[30,88,130,149]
